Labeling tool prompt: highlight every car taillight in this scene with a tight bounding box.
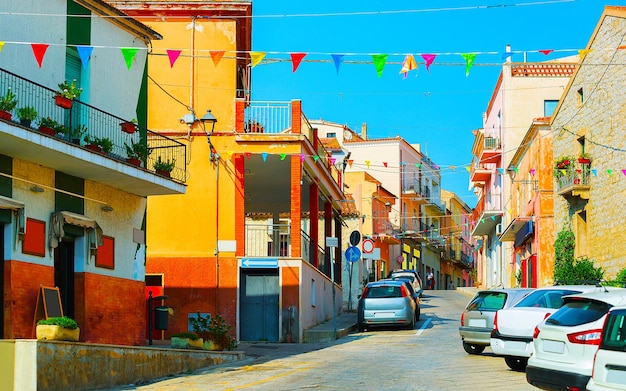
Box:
[533,326,540,339]
[361,287,369,298]
[460,312,465,326]
[493,311,498,332]
[400,285,410,298]
[567,329,603,345]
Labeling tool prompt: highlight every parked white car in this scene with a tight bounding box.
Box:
[490,285,608,371]
[526,289,626,391]
[587,305,626,391]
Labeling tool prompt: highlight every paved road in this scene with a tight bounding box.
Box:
[103,290,537,391]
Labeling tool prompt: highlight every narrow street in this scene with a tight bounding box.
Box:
[104,290,536,391]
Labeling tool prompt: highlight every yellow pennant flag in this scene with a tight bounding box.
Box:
[249,52,266,68]
[365,160,370,168]
[0,42,5,52]
[399,54,417,78]
[578,49,591,59]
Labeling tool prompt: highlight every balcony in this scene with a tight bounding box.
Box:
[470,162,494,183]
[0,68,186,196]
[481,136,501,164]
[556,163,591,200]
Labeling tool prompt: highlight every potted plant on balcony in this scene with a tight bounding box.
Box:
[38,117,61,136]
[553,155,575,178]
[16,105,37,127]
[36,316,80,342]
[120,118,138,134]
[0,87,18,120]
[55,79,82,109]
[124,140,151,167]
[85,135,102,153]
[578,152,592,164]
[153,156,175,177]
[98,137,114,155]
[68,124,88,145]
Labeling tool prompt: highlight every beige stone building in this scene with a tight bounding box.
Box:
[551,6,626,279]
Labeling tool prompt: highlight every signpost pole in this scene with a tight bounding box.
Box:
[326,237,339,340]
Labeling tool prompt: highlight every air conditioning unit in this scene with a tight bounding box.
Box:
[496,223,503,235]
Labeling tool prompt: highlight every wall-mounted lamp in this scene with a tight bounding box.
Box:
[30,185,44,193]
[199,109,218,161]
[101,205,114,212]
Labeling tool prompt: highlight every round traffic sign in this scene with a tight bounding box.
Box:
[362,239,374,254]
[345,246,361,263]
[349,230,361,246]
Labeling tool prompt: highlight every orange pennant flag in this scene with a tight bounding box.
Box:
[290,53,306,73]
[348,159,353,168]
[210,51,225,66]
[578,49,591,59]
[31,43,49,68]
[400,54,417,78]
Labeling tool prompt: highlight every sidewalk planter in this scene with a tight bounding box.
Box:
[202,340,222,351]
[36,324,80,342]
[171,333,203,350]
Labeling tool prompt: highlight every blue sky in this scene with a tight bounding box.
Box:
[250,0,625,207]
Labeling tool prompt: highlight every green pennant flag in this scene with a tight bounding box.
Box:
[460,53,476,76]
[372,54,388,78]
[121,48,140,70]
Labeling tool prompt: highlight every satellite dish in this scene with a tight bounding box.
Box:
[343,130,352,140]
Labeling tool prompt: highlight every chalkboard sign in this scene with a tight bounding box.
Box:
[34,285,63,321]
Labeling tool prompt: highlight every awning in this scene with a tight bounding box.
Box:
[499,217,532,242]
[0,195,25,248]
[49,211,103,256]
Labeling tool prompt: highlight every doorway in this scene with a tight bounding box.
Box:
[0,223,4,338]
[240,269,279,341]
[54,240,75,319]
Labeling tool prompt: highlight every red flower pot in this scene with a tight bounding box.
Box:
[54,95,73,109]
[85,144,102,153]
[126,157,141,167]
[156,169,171,178]
[120,122,137,134]
[38,126,56,136]
[0,110,12,121]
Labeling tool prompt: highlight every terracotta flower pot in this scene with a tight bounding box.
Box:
[156,169,171,178]
[54,95,73,109]
[120,122,137,134]
[86,144,102,153]
[39,126,56,136]
[0,110,12,121]
[126,157,141,167]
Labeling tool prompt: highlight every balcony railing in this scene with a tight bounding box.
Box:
[245,223,291,257]
[556,163,591,196]
[244,101,291,134]
[0,68,187,182]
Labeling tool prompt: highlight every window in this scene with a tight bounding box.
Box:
[515,289,581,309]
[327,132,336,138]
[546,299,610,327]
[544,100,558,117]
[578,87,584,104]
[467,292,507,311]
[600,309,626,352]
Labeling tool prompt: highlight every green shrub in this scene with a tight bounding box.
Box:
[554,224,604,285]
[37,316,78,330]
[171,332,199,341]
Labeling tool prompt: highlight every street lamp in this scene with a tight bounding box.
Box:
[199,109,218,160]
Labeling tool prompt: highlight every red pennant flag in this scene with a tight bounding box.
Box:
[539,49,553,55]
[245,152,252,159]
[290,53,306,73]
[166,50,182,68]
[31,44,49,68]
[210,51,225,66]
[383,162,388,168]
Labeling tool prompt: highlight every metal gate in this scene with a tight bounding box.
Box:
[240,269,279,341]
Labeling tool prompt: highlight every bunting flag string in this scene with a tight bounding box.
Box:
[120,47,139,70]
[76,46,93,68]
[210,50,225,66]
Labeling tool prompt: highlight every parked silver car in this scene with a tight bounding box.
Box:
[357,280,417,332]
[459,288,534,354]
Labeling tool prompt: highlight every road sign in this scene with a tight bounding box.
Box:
[362,248,380,259]
[345,246,361,263]
[241,258,279,268]
[362,239,374,254]
[349,230,361,246]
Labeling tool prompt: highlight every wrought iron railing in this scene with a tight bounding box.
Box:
[0,67,187,182]
[555,163,592,191]
[243,101,291,134]
[245,223,291,257]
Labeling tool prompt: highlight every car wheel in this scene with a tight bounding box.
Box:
[462,342,485,355]
[415,307,421,321]
[504,356,528,372]
[406,316,415,330]
[357,322,365,332]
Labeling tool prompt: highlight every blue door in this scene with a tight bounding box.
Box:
[240,270,279,341]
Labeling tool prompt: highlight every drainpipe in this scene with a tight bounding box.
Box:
[215,156,220,314]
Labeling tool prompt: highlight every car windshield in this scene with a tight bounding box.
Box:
[600,309,626,352]
[466,292,507,311]
[365,285,402,299]
[546,299,611,326]
[514,289,581,309]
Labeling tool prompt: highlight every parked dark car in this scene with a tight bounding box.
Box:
[357,279,417,332]
[388,269,423,298]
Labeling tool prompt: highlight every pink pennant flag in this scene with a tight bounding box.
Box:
[299,154,305,162]
[622,170,626,176]
[330,157,336,165]
[210,51,225,66]
[290,53,306,73]
[31,43,49,68]
[166,50,182,68]
[400,54,417,78]
[530,169,536,176]
[421,54,436,73]
[539,49,553,55]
